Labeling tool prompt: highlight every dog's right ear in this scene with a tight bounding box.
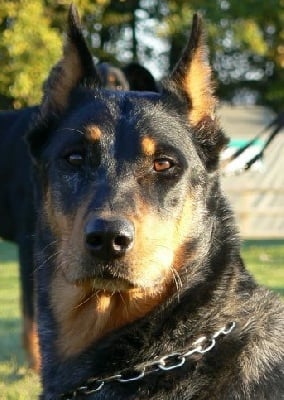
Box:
[41,4,101,116]
[26,5,101,164]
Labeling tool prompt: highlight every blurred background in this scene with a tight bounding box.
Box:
[0,0,283,111]
[0,1,283,398]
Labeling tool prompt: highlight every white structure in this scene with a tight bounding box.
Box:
[219,105,284,239]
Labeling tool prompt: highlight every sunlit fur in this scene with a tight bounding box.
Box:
[141,136,156,156]
[23,316,40,372]
[86,125,102,141]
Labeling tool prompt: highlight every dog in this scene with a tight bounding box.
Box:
[26,5,284,399]
[122,62,159,92]
[96,62,129,91]
[0,105,40,370]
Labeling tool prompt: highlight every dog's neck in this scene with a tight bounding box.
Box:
[59,321,237,399]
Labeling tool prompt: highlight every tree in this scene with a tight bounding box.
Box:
[0,0,62,108]
[0,0,99,108]
[0,0,283,111]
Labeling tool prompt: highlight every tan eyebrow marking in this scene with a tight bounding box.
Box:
[86,125,102,141]
[141,136,156,156]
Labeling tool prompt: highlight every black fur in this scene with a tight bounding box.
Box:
[26,7,284,399]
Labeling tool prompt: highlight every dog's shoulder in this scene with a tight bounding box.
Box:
[211,286,284,399]
[239,287,284,385]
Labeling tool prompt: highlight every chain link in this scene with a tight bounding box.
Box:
[60,321,236,399]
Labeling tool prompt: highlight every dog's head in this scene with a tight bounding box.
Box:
[27,5,228,358]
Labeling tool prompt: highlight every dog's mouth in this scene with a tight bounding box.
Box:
[79,277,135,292]
[69,270,136,292]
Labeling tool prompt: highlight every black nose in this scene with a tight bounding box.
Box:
[85,217,134,260]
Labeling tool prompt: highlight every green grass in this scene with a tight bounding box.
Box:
[241,239,284,297]
[0,241,40,399]
[0,239,283,398]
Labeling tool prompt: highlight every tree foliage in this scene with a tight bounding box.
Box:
[0,0,101,107]
[0,0,283,110]
[0,0,62,108]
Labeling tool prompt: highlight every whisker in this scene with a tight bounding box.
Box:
[41,240,58,253]
[59,127,85,136]
[73,291,97,310]
[34,250,62,272]
[172,267,183,289]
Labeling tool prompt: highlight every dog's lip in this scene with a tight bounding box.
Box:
[73,275,136,292]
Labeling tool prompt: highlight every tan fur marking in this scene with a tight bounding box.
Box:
[129,196,194,286]
[141,136,156,156]
[23,317,41,372]
[51,276,170,358]
[86,125,102,141]
[184,46,216,125]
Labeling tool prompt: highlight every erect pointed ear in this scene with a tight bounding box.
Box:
[167,14,216,127]
[41,4,101,116]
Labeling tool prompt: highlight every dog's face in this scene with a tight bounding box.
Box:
[27,6,227,358]
[41,90,204,292]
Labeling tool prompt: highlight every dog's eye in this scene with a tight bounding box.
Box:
[153,158,174,172]
[66,153,84,167]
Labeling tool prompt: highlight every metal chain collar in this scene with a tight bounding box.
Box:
[60,321,236,399]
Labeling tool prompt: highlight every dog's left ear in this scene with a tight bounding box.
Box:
[167,14,216,127]
[41,4,101,116]
[165,14,227,169]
